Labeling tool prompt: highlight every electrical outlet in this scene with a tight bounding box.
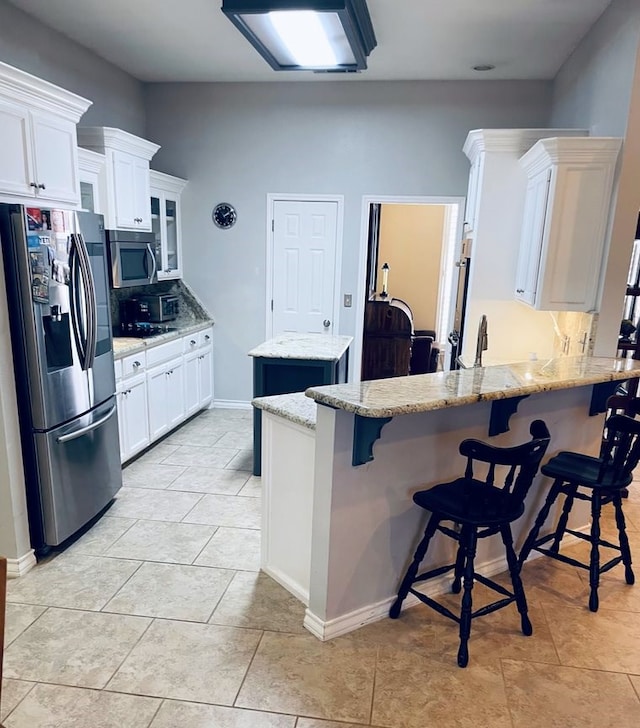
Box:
[344,294,352,308]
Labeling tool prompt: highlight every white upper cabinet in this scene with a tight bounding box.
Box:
[78,147,106,215]
[150,170,188,280]
[77,126,160,231]
[0,61,91,206]
[515,137,622,311]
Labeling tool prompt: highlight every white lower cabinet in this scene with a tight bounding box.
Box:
[116,373,150,463]
[115,327,214,463]
[148,357,185,441]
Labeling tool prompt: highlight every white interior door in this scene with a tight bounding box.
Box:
[271,199,339,335]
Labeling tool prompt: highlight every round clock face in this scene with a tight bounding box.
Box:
[212,203,237,229]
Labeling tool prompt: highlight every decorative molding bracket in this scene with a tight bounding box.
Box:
[352,415,392,466]
[489,395,530,436]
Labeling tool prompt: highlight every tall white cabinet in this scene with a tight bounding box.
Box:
[515,137,622,311]
[150,170,188,280]
[0,61,91,206]
[77,127,160,231]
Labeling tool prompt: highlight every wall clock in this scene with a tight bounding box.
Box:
[212,202,237,229]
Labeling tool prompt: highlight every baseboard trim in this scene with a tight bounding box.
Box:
[262,564,309,606]
[212,399,252,410]
[303,528,589,641]
[6,550,37,579]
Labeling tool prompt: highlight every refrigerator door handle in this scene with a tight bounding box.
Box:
[69,238,87,368]
[56,405,116,443]
[77,232,97,370]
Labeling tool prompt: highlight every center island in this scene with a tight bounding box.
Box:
[252,355,640,641]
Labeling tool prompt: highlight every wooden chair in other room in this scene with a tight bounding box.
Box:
[389,420,550,667]
[519,414,640,612]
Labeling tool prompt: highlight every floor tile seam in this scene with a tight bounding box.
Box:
[144,696,165,727]
[229,628,266,709]
[100,515,140,553]
[102,616,157,692]
[3,605,48,647]
[535,598,562,665]
[206,570,244,625]
[165,484,247,496]
[497,657,522,728]
[541,597,640,617]
[365,643,381,726]
[1,679,37,724]
[629,674,640,701]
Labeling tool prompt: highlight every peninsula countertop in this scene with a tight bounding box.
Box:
[248,332,353,361]
[305,356,640,418]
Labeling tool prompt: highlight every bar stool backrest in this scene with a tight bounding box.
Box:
[599,414,640,485]
[460,419,550,504]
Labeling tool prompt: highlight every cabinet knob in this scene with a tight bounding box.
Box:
[133,360,141,368]
[38,183,46,190]
[323,319,331,328]
[29,182,38,188]
[204,335,210,341]
[190,339,196,346]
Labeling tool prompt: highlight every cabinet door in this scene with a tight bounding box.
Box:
[183,350,200,417]
[0,98,34,198]
[464,154,484,235]
[116,388,126,464]
[124,376,150,457]
[198,347,213,408]
[30,111,79,204]
[515,169,551,306]
[163,194,180,277]
[147,365,168,440]
[133,156,151,229]
[166,358,185,429]
[112,150,138,228]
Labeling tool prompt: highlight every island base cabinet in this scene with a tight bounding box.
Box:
[147,357,185,441]
[116,374,150,464]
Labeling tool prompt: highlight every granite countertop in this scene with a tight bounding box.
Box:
[306,356,640,418]
[112,320,213,359]
[252,392,317,430]
[248,332,353,361]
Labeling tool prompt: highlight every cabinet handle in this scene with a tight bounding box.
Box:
[29,182,38,188]
[38,183,46,190]
[204,335,210,341]
[516,288,524,294]
[190,339,196,346]
[133,361,141,368]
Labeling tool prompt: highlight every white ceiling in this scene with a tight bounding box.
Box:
[8,0,613,83]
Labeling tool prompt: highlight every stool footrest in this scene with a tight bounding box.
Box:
[564,528,621,551]
[409,588,460,624]
[413,563,455,585]
[473,596,516,619]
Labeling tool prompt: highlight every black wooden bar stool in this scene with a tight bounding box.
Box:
[389,420,550,667]
[519,413,640,612]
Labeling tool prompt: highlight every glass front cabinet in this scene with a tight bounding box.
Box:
[150,169,188,280]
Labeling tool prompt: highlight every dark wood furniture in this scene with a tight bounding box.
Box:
[361,298,438,380]
[519,413,640,612]
[389,420,550,667]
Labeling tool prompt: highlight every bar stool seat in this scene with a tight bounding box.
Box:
[519,413,640,612]
[389,420,550,667]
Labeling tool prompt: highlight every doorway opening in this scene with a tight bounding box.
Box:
[353,195,465,382]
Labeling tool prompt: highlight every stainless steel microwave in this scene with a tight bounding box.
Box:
[106,229,158,288]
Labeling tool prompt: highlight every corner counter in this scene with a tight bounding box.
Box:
[258,355,640,642]
[112,320,214,360]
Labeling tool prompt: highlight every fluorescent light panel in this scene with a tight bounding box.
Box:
[221,1,377,72]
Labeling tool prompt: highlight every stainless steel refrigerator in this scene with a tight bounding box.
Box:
[0,203,121,553]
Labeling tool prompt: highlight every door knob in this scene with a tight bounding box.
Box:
[323,319,331,328]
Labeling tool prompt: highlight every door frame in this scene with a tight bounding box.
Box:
[353,195,466,382]
[265,193,345,338]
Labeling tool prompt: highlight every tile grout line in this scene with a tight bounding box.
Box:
[231,629,267,709]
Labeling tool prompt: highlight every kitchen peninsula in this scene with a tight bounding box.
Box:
[249,332,352,475]
[254,356,640,641]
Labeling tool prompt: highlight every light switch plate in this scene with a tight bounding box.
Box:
[344,294,352,308]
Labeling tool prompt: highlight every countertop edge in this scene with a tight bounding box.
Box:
[252,392,317,430]
[305,358,640,418]
[113,320,214,360]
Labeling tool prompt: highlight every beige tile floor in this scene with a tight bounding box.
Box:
[3,407,640,726]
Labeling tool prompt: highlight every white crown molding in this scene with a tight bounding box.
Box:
[150,169,188,194]
[0,60,92,122]
[520,136,622,177]
[77,126,160,160]
[78,147,106,174]
[463,128,589,163]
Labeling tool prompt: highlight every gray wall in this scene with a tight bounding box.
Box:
[550,0,640,358]
[145,80,552,402]
[0,0,146,135]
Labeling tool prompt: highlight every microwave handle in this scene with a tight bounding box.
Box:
[145,243,158,283]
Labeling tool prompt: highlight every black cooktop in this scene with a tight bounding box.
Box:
[117,322,178,338]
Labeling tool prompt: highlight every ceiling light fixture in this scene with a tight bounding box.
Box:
[221,0,377,73]
[472,64,496,72]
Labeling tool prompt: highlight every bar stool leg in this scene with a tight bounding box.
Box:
[389,514,440,619]
[550,484,577,553]
[589,492,603,612]
[612,493,635,585]
[457,525,478,668]
[501,524,532,636]
[519,479,562,565]
[451,536,466,594]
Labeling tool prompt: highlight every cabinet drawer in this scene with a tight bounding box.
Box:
[121,352,146,379]
[146,338,183,368]
[201,327,213,348]
[183,332,202,353]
